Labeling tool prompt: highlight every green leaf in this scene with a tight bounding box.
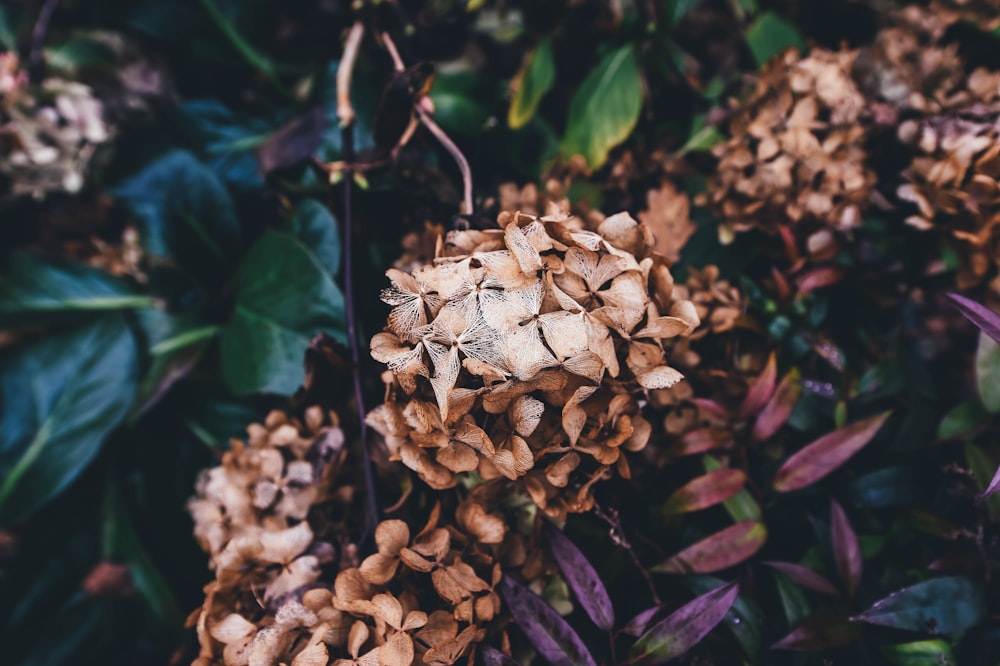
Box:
[561,44,643,170]
[220,233,346,395]
[429,71,494,136]
[965,443,1000,520]
[773,569,811,628]
[881,640,956,666]
[745,11,805,67]
[292,199,341,277]
[180,100,273,188]
[0,315,139,521]
[938,400,988,439]
[0,252,152,326]
[975,332,1000,412]
[114,150,240,286]
[508,36,555,130]
[852,577,988,634]
[847,466,921,509]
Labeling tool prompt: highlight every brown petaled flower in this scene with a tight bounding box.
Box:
[708,47,875,238]
[897,100,1000,293]
[368,209,698,510]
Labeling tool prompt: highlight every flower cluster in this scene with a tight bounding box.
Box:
[708,47,873,239]
[368,210,699,517]
[0,53,111,198]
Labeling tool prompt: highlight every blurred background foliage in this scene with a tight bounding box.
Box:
[2,0,1000,664]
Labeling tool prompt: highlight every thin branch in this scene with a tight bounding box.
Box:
[336,24,380,540]
[337,22,365,128]
[594,503,662,606]
[380,31,473,216]
[28,0,60,83]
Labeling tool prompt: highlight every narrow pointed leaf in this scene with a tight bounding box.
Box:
[629,582,739,665]
[498,576,597,666]
[852,577,987,634]
[947,292,1000,343]
[480,645,519,666]
[662,468,747,515]
[981,464,1000,499]
[773,412,890,492]
[975,332,1000,413]
[762,562,839,596]
[508,36,555,129]
[739,352,777,418]
[547,525,614,631]
[830,500,862,596]
[772,613,862,651]
[561,44,642,170]
[624,606,663,637]
[683,576,763,659]
[653,521,767,574]
[703,456,761,521]
[752,369,801,442]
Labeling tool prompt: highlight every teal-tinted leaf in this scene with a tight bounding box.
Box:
[220,233,346,395]
[44,35,116,75]
[133,309,218,416]
[975,332,1000,413]
[852,577,987,634]
[629,581,739,665]
[683,576,762,659]
[561,44,643,170]
[0,7,17,50]
[847,466,921,508]
[114,149,240,286]
[0,252,151,326]
[881,640,956,666]
[937,400,987,440]
[180,100,273,188]
[292,199,341,277]
[745,12,806,67]
[508,36,556,129]
[0,315,139,521]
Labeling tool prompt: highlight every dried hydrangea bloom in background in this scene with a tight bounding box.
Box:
[708,48,874,239]
[369,209,699,515]
[0,53,112,198]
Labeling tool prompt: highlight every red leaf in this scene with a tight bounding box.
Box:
[762,561,839,596]
[796,267,845,295]
[772,412,891,492]
[771,266,791,302]
[653,521,767,574]
[739,352,777,419]
[772,613,862,651]
[547,525,615,631]
[830,499,862,596]
[669,428,733,457]
[662,468,747,515]
[752,368,801,442]
[629,582,739,664]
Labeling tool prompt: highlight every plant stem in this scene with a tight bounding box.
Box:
[594,503,661,605]
[28,0,59,83]
[340,91,380,542]
[380,30,474,216]
[337,22,365,127]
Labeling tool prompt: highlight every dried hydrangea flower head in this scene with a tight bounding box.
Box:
[0,53,111,198]
[188,407,349,666]
[897,88,1000,293]
[708,48,874,239]
[369,209,699,515]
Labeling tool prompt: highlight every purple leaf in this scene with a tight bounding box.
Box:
[498,576,597,666]
[623,606,664,637]
[947,292,1000,343]
[762,562,839,596]
[981,464,1000,500]
[547,525,615,631]
[256,106,326,176]
[629,581,739,664]
[830,500,862,596]
[480,644,519,666]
